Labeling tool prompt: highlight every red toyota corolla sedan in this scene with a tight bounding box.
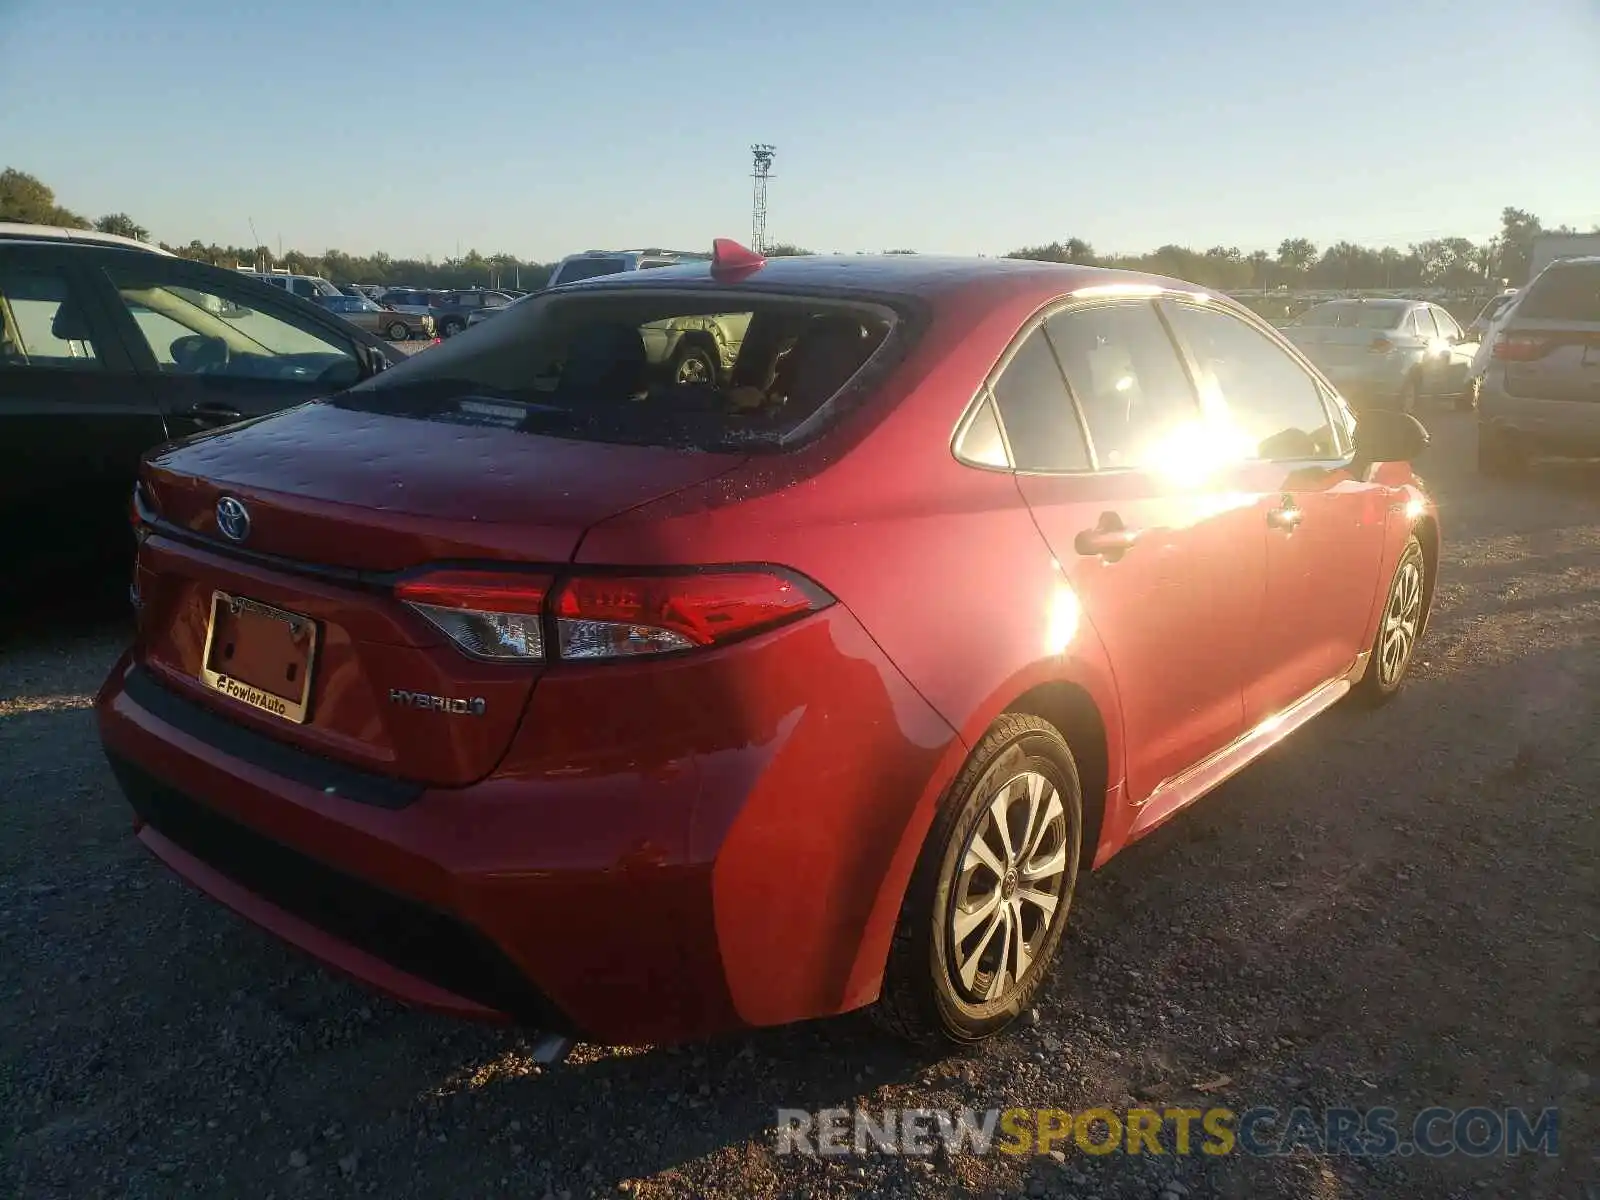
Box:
[97,241,1437,1051]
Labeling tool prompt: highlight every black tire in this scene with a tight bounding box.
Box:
[1477,425,1526,477]
[1351,535,1426,708]
[385,321,409,341]
[1400,373,1422,415]
[872,713,1083,1049]
[440,318,465,338]
[669,341,719,386]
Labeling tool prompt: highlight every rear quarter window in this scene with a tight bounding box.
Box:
[1516,264,1600,322]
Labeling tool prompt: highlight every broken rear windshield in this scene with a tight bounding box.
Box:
[336,289,904,453]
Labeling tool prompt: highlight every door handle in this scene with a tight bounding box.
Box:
[181,402,244,425]
[1074,511,1140,561]
[1267,496,1303,530]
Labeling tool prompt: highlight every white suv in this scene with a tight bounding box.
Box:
[238,270,343,300]
[545,248,707,288]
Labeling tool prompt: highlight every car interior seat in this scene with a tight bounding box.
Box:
[557,322,648,401]
[49,300,99,359]
[770,315,877,413]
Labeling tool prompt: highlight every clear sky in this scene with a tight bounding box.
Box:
[3,0,1598,262]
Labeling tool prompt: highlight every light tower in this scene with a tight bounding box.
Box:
[750,144,776,253]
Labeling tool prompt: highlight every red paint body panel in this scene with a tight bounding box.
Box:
[96,256,1439,1043]
[143,401,746,570]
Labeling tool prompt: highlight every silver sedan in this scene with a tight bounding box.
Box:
[1281,299,1479,412]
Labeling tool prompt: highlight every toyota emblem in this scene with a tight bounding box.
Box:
[216,496,251,542]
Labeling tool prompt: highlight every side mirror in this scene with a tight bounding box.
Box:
[1353,408,1429,466]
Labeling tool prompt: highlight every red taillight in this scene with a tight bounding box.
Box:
[394,568,830,662]
[1368,336,1394,354]
[553,571,824,659]
[1492,332,1552,362]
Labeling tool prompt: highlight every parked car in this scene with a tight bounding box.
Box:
[99,242,1436,1053]
[0,231,397,588]
[1465,292,1523,401]
[544,248,706,288]
[1465,290,1519,342]
[1282,298,1479,412]
[0,221,177,256]
[1477,255,1600,474]
[238,271,344,301]
[316,293,436,341]
[378,288,516,337]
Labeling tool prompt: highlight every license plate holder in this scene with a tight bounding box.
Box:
[200,591,318,724]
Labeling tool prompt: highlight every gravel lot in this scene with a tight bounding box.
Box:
[2,409,1596,1200]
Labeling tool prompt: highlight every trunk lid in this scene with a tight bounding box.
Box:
[141,400,744,569]
[1282,324,1403,374]
[135,400,745,786]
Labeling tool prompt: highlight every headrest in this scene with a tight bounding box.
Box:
[51,301,95,343]
[560,323,647,395]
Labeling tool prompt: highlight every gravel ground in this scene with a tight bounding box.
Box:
[1,409,1596,1200]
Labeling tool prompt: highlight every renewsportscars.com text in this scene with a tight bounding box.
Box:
[774,1106,1560,1159]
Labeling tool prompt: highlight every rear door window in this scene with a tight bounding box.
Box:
[1043,301,1200,471]
[1516,263,1600,322]
[0,266,105,370]
[1410,308,1439,339]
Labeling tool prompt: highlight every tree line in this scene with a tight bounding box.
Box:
[4,167,1592,294]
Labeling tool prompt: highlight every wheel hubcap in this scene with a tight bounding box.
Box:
[677,356,710,384]
[948,771,1069,1004]
[1380,554,1423,686]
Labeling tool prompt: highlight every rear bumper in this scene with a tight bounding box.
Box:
[1325,366,1411,408]
[1479,377,1600,454]
[95,603,958,1044]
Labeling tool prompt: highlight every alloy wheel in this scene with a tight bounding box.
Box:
[947,771,1069,1004]
[675,351,713,385]
[1379,550,1424,687]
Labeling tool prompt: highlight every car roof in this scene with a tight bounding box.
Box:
[548,252,1218,308]
[0,221,174,255]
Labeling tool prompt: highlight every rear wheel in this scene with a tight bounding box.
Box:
[386,321,409,341]
[872,714,1082,1048]
[440,317,465,338]
[670,341,719,386]
[1351,535,1426,707]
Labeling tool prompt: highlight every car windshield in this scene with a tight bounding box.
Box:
[335,289,905,452]
[1515,263,1600,322]
[1291,302,1407,329]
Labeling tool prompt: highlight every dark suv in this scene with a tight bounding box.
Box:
[1478,256,1600,474]
[0,231,396,585]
